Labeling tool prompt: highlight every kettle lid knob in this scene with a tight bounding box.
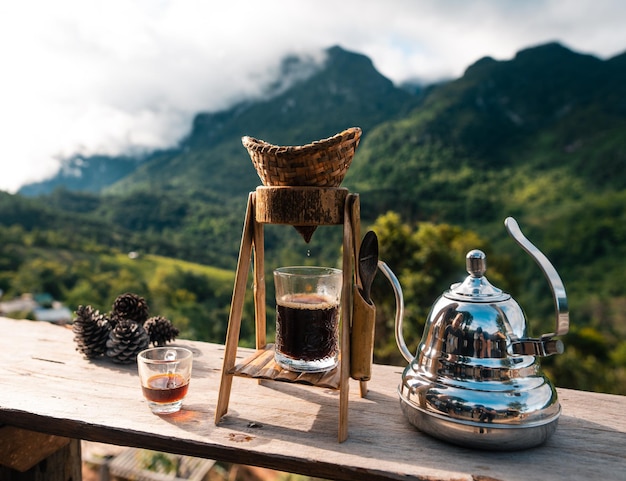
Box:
[466,249,487,278]
[445,249,510,302]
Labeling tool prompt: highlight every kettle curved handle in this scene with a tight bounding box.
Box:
[504,217,569,341]
[378,261,412,364]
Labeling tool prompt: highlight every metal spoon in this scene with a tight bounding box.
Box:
[358,231,379,305]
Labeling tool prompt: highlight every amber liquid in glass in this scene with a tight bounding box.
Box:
[142,373,189,403]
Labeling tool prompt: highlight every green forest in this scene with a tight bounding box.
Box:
[2,43,625,395]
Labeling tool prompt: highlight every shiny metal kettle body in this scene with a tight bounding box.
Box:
[379,217,569,450]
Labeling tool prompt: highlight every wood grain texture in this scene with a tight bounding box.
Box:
[254,186,347,226]
[252,193,266,351]
[1,317,625,481]
[0,426,70,471]
[0,435,81,481]
[231,345,341,389]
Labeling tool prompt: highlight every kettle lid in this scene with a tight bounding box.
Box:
[444,249,510,302]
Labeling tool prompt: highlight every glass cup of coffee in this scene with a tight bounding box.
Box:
[273,266,342,372]
[137,347,193,414]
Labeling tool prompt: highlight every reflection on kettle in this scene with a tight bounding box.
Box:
[379,217,569,450]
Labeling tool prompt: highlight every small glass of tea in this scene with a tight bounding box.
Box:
[137,347,193,414]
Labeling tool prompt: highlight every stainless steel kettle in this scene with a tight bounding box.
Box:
[378,217,569,450]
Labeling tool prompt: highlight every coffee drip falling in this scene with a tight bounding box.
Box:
[242,127,362,242]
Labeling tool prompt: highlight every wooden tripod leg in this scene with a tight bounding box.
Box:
[338,194,357,442]
[215,193,255,423]
[252,194,266,351]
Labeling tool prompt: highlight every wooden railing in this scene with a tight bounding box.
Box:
[0,317,624,481]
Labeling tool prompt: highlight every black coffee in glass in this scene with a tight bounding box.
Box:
[276,293,339,365]
[273,266,342,373]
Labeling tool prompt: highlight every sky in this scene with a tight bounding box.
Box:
[1,0,625,193]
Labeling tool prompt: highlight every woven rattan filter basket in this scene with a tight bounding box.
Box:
[242,127,362,187]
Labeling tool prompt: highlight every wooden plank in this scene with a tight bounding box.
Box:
[0,317,625,481]
[0,436,81,481]
[231,346,341,389]
[0,426,70,471]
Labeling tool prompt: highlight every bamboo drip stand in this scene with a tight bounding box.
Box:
[214,186,361,442]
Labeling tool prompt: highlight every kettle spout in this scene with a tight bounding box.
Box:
[377,261,411,364]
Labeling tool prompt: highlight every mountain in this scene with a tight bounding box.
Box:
[15,42,626,277]
[345,41,626,328]
[20,46,419,199]
[21,42,626,206]
[349,42,626,218]
[107,45,419,199]
[18,153,154,197]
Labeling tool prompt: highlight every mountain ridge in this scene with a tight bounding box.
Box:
[20,45,419,198]
[14,41,626,277]
[19,42,626,201]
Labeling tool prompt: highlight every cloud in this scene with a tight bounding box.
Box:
[1,0,625,192]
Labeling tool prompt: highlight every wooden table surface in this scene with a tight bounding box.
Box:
[1,317,625,481]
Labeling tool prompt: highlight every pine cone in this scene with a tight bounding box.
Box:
[145,316,180,346]
[112,292,149,325]
[108,311,120,329]
[72,305,111,359]
[106,319,150,364]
